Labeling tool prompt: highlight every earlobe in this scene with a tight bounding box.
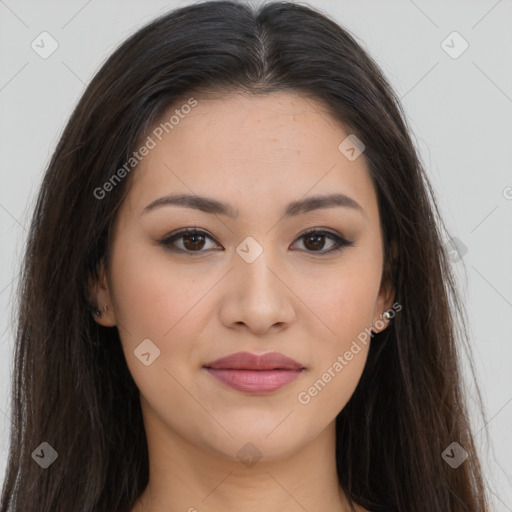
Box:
[373,279,396,333]
[88,263,117,327]
[372,301,395,334]
[373,242,398,333]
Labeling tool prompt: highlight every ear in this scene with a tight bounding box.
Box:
[88,261,117,327]
[372,240,398,334]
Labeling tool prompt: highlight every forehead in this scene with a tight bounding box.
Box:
[124,91,378,223]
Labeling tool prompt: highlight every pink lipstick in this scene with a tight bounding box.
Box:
[203,351,305,394]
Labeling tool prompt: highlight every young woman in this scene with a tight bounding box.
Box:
[0,1,489,511]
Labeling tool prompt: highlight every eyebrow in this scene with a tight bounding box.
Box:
[142,192,366,219]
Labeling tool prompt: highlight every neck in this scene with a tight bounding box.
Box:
[131,400,360,512]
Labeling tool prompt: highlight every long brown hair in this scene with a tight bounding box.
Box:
[0,1,489,510]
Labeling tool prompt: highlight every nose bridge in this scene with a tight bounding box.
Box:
[223,234,295,331]
[234,235,283,299]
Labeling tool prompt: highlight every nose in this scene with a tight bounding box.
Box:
[218,248,296,336]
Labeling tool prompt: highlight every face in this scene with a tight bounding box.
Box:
[92,91,394,462]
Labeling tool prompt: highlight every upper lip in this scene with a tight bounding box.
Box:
[204,351,305,371]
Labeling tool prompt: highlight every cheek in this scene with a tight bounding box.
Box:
[109,240,195,337]
[108,254,194,413]
[108,241,209,380]
[306,259,382,346]
[297,253,381,405]
[297,279,375,416]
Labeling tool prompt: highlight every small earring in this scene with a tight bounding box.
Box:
[383,311,391,322]
[95,305,108,317]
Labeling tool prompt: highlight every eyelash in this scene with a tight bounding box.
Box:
[159,228,355,255]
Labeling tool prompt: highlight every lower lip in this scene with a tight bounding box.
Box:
[205,368,303,394]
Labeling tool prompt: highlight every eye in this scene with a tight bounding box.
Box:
[290,229,355,254]
[159,228,220,254]
[159,227,355,255]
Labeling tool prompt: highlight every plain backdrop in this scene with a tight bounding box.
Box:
[0,0,511,509]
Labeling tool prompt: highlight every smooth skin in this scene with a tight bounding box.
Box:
[91,91,394,512]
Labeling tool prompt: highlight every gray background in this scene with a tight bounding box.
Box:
[0,0,511,509]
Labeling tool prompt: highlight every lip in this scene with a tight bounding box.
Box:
[203,351,305,394]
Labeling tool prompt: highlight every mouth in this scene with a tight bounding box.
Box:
[203,351,305,394]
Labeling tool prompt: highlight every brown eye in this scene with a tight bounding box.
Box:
[303,232,327,251]
[181,232,206,251]
[291,229,355,254]
[160,228,355,255]
[160,229,220,253]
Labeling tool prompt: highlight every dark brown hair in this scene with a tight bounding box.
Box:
[0,1,489,511]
